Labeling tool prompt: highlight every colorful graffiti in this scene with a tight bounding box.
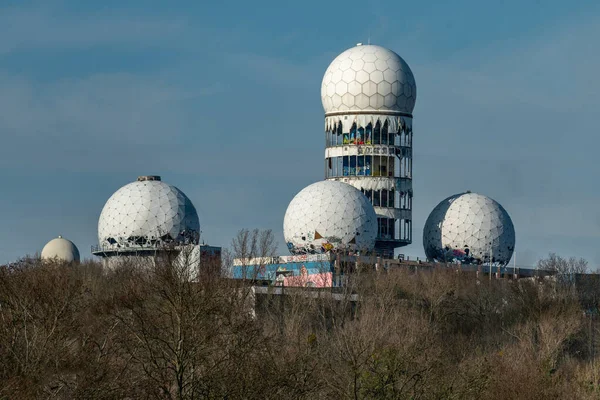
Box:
[284,272,333,288]
[287,233,342,255]
[232,261,336,287]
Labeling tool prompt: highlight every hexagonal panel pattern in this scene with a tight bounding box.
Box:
[423,192,515,266]
[321,44,417,114]
[98,177,200,250]
[283,181,377,255]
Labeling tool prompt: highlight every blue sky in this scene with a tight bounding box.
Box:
[0,0,599,267]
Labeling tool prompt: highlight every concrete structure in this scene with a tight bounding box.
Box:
[41,235,80,262]
[92,176,201,270]
[423,191,516,267]
[283,180,377,255]
[321,44,417,257]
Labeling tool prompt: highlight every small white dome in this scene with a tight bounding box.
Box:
[423,192,516,266]
[41,236,80,262]
[98,176,200,251]
[321,44,417,115]
[283,181,377,254]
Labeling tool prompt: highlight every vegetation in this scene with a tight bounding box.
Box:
[1,246,599,399]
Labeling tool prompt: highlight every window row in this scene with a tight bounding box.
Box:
[326,122,412,147]
[377,218,412,241]
[325,155,412,179]
[360,188,413,210]
[363,189,395,208]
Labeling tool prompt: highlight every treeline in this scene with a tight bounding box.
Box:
[1,253,600,399]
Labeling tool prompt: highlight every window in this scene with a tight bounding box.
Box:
[357,156,365,175]
[343,156,349,176]
[374,121,381,145]
[364,155,371,176]
[378,218,394,238]
[337,157,343,177]
[381,120,389,145]
[357,127,365,145]
[373,190,381,207]
[365,123,372,144]
[381,190,388,207]
[379,157,387,177]
[349,156,356,175]
[349,123,357,145]
[332,157,337,177]
[378,218,387,236]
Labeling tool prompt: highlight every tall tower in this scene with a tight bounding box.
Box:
[321,44,417,257]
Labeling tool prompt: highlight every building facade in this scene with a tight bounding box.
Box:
[321,44,417,257]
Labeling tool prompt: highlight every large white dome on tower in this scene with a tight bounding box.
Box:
[97,176,200,251]
[423,192,515,266]
[283,181,377,255]
[321,44,416,115]
[41,236,80,262]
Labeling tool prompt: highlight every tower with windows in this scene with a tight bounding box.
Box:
[321,44,417,257]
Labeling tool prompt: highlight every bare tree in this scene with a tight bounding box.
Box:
[538,253,588,286]
[228,228,277,281]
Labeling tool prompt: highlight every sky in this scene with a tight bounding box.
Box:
[0,0,599,268]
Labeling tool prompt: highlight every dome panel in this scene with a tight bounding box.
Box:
[335,81,348,96]
[363,62,376,73]
[342,69,356,83]
[378,81,392,96]
[351,59,365,71]
[348,81,362,96]
[362,81,378,97]
[355,70,369,84]
[355,93,369,109]
[341,93,355,107]
[332,94,342,108]
[369,94,384,109]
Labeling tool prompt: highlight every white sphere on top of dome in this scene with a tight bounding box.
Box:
[321,44,417,115]
[423,192,516,266]
[283,181,377,255]
[98,176,200,251]
[41,236,80,262]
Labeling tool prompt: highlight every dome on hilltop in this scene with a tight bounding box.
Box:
[41,236,80,262]
[97,176,200,251]
[283,180,377,255]
[423,192,515,266]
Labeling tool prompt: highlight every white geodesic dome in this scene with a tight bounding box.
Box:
[283,181,377,254]
[41,236,80,262]
[97,176,200,251]
[321,44,416,115]
[423,192,515,266]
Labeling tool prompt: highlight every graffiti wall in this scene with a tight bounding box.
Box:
[231,261,336,287]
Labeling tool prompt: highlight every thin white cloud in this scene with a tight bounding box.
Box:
[0,5,189,54]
